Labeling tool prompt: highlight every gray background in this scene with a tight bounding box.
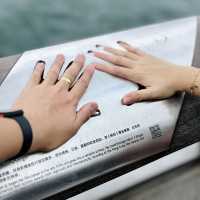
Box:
[0,0,200,56]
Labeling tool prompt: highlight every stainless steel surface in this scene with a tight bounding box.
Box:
[69,142,200,200]
[0,17,197,200]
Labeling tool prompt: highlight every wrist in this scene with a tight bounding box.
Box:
[173,66,199,93]
[186,67,200,96]
[0,118,23,160]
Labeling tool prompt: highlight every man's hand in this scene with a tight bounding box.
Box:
[12,54,98,153]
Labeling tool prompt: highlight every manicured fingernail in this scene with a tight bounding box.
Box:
[95,44,101,48]
[117,41,122,44]
[117,41,128,45]
[87,50,93,53]
[64,61,73,72]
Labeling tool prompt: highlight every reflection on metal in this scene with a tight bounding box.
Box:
[69,142,200,200]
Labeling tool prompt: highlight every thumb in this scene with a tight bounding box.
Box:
[75,102,98,129]
[122,88,159,105]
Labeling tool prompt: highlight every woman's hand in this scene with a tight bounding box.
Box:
[93,41,199,105]
[12,54,98,153]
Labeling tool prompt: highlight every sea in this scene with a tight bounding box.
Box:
[0,0,199,56]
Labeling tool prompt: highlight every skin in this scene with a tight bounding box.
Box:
[93,41,200,105]
[0,54,98,161]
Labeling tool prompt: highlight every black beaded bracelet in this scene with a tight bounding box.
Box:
[0,110,33,160]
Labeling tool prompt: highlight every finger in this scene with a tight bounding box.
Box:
[93,51,135,69]
[75,102,98,129]
[56,54,85,90]
[122,88,159,105]
[117,41,146,56]
[69,71,83,90]
[45,54,65,85]
[94,63,137,81]
[70,64,95,102]
[28,60,45,87]
[103,46,139,60]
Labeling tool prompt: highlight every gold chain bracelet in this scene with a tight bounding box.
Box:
[189,69,200,96]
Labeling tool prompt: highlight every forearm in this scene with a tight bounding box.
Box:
[0,118,22,161]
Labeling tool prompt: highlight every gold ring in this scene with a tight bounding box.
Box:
[60,76,72,86]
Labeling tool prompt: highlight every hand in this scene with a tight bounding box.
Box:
[93,41,199,105]
[12,54,98,153]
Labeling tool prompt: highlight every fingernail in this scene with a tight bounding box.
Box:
[95,44,101,48]
[87,50,93,54]
[122,97,132,105]
[34,60,45,83]
[35,60,45,69]
[117,41,122,44]
[64,61,73,72]
[117,41,128,45]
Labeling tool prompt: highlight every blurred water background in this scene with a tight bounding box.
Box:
[0,0,200,57]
